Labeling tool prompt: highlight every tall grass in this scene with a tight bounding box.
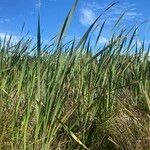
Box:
[0,1,150,150]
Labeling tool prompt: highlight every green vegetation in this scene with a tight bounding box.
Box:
[0,1,150,149]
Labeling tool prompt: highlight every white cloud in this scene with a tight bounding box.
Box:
[125,12,142,20]
[79,1,143,26]
[0,33,19,43]
[0,18,9,23]
[36,0,41,10]
[135,38,149,49]
[79,7,96,26]
[99,37,108,44]
[86,1,107,11]
[105,2,142,22]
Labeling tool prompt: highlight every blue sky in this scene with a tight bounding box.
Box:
[0,0,150,45]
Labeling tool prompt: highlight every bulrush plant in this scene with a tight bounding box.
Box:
[0,0,150,149]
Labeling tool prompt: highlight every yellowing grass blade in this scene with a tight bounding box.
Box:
[56,117,89,150]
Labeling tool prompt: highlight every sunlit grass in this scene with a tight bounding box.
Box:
[0,1,150,149]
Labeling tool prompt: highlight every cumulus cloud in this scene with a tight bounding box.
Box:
[79,1,143,27]
[79,7,96,26]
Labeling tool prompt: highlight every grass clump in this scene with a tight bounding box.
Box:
[0,1,150,149]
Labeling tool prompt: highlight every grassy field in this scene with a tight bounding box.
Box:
[0,1,150,150]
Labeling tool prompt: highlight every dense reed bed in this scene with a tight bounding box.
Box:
[0,1,150,149]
